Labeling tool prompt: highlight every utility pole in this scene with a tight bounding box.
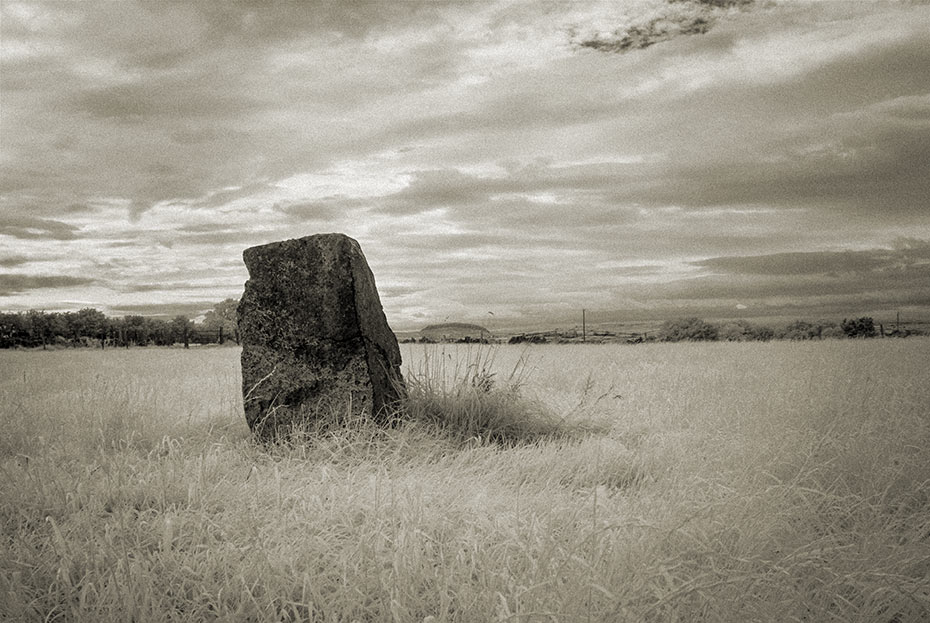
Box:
[582,308,586,343]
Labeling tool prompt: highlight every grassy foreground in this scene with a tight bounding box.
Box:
[1,340,929,622]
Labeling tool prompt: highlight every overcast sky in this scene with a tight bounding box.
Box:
[2,0,929,329]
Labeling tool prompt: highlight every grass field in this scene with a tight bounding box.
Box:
[1,340,929,622]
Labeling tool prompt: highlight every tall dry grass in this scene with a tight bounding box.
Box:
[1,340,928,622]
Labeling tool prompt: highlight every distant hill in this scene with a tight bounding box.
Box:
[420,322,490,340]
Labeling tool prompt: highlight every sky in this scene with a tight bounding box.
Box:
[2,0,929,330]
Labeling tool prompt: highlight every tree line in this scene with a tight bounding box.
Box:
[505,316,923,345]
[656,316,918,342]
[0,299,239,349]
[1,302,921,349]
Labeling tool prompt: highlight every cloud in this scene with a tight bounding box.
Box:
[2,0,930,325]
[680,242,930,311]
[0,256,30,268]
[0,0,473,213]
[632,241,930,312]
[352,7,930,230]
[193,0,449,47]
[693,243,930,277]
[0,216,81,240]
[569,0,755,53]
[7,0,927,221]
[659,266,930,301]
[108,301,219,319]
[0,274,95,295]
[70,81,264,122]
[174,228,273,247]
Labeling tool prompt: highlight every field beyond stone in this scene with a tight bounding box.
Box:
[1,340,929,622]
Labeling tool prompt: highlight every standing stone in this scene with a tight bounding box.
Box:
[238,233,405,440]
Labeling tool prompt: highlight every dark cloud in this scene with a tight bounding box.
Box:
[651,266,930,301]
[572,15,711,53]
[0,274,95,295]
[676,242,930,314]
[0,216,81,240]
[61,203,97,214]
[372,165,637,217]
[273,201,351,222]
[684,0,753,5]
[692,248,916,276]
[570,0,754,53]
[117,280,242,294]
[890,237,930,258]
[176,223,241,234]
[71,81,264,122]
[104,240,142,249]
[0,256,30,268]
[119,284,163,293]
[644,243,930,308]
[379,285,420,298]
[175,229,271,247]
[108,301,219,319]
[385,169,509,212]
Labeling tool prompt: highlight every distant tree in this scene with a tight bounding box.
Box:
[718,319,757,341]
[203,298,239,342]
[0,312,24,347]
[813,319,841,339]
[120,315,148,346]
[26,310,53,348]
[149,317,174,346]
[49,312,68,342]
[658,317,719,342]
[777,319,846,340]
[65,308,108,344]
[170,315,192,348]
[776,320,819,340]
[508,334,548,344]
[751,324,775,341]
[841,317,877,339]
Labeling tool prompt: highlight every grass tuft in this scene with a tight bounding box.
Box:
[400,345,598,445]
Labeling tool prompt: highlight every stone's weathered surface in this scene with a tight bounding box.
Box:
[238,233,405,440]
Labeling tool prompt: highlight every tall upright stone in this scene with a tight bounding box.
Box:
[238,233,405,440]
